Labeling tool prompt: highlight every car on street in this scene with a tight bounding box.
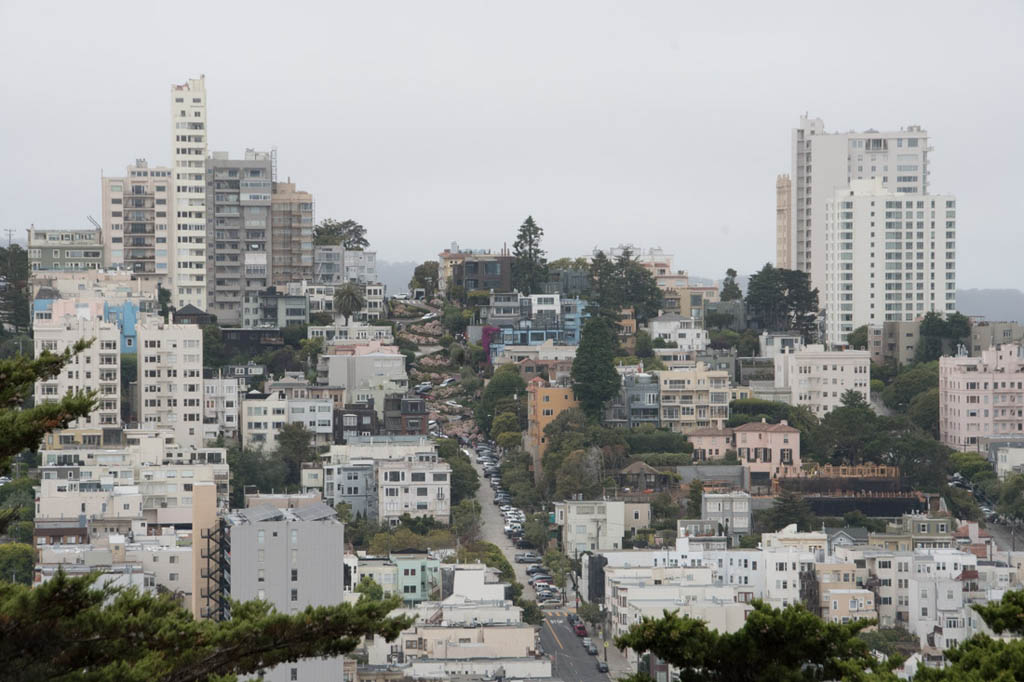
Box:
[567,613,579,625]
[526,565,548,575]
[574,623,587,637]
[517,552,541,563]
[440,377,457,387]
[420,312,438,320]
[445,400,462,408]
[597,661,609,672]
[587,644,598,656]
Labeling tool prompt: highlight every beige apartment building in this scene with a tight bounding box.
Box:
[101,159,174,284]
[776,174,791,268]
[138,318,204,449]
[170,76,209,310]
[270,181,314,286]
[34,315,121,448]
[654,363,732,433]
[772,345,870,416]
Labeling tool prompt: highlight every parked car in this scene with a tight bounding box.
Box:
[526,565,548,576]
[445,400,462,408]
[597,661,609,672]
[567,613,579,625]
[420,312,438,320]
[574,623,587,637]
[587,644,598,656]
[582,637,593,649]
[521,552,541,563]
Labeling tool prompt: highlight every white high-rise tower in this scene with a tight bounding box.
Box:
[171,76,208,310]
[789,116,930,295]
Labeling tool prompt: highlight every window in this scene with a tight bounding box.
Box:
[291,589,298,602]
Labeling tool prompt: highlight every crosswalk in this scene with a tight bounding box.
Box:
[544,609,575,617]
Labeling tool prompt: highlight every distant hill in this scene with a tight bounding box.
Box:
[377,260,417,295]
[956,289,1024,323]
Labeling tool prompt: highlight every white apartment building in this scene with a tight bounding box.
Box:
[317,351,408,391]
[241,392,334,449]
[647,314,709,352]
[137,318,204,449]
[940,344,1024,451]
[773,345,870,415]
[101,160,174,284]
[313,246,379,285]
[34,315,121,447]
[788,116,930,295]
[553,500,626,553]
[705,549,766,603]
[823,178,956,345]
[202,373,242,443]
[36,438,228,534]
[170,76,208,309]
[36,534,192,597]
[378,453,451,526]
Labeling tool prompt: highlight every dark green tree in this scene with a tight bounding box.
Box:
[512,216,547,295]
[577,601,604,630]
[908,387,940,439]
[615,600,884,681]
[276,422,315,486]
[333,282,366,325]
[635,330,654,358]
[226,446,288,507]
[157,284,172,318]
[475,364,526,435]
[687,480,704,518]
[881,362,938,412]
[354,575,385,601]
[452,499,482,542]
[409,260,440,299]
[572,316,621,419]
[847,325,869,350]
[615,249,663,324]
[313,218,369,249]
[586,250,623,321]
[436,438,480,504]
[0,341,96,479]
[0,543,33,584]
[840,389,869,408]
[0,571,412,681]
[720,268,743,301]
[745,263,818,338]
[766,490,815,531]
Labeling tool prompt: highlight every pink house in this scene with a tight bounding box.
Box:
[689,419,802,483]
[734,419,801,481]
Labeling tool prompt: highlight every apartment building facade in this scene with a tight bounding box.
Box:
[939,344,1024,451]
[313,245,379,285]
[101,160,174,283]
[270,181,313,285]
[34,316,122,447]
[788,116,930,296]
[776,174,792,268]
[553,500,626,553]
[170,76,208,309]
[822,178,956,345]
[524,378,579,482]
[378,454,452,526]
[647,314,709,352]
[205,150,273,325]
[241,392,334,449]
[137,318,205,449]
[772,345,870,415]
[654,363,732,434]
[27,228,104,273]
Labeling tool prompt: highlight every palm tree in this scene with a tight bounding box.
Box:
[333,282,366,325]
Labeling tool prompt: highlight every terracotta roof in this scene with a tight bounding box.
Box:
[688,427,734,437]
[733,421,800,434]
[953,525,992,538]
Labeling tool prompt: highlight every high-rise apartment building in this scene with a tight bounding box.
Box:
[101,160,174,283]
[939,344,1024,451]
[170,76,208,310]
[205,150,273,325]
[788,116,929,295]
[270,181,313,286]
[776,174,791,269]
[34,316,122,448]
[137,318,204,449]
[823,178,956,345]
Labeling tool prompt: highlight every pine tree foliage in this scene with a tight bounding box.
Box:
[571,316,621,419]
[0,572,412,682]
[512,216,547,295]
[0,339,96,473]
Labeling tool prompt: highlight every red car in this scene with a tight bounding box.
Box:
[573,623,587,637]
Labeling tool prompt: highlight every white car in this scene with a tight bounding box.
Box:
[445,400,462,408]
[420,312,438,320]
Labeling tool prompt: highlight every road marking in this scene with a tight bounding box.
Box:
[545,618,564,650]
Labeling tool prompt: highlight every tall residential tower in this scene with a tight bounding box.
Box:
[171,77,209,310]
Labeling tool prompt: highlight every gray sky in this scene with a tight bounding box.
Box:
[2,1,1021,287]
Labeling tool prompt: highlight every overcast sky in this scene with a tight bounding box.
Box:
[1,1,1021,287]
